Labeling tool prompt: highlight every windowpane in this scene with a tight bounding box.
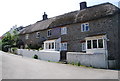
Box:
[47,30,52,37]
[49,30,52,35]
[26,34,29,39]
[49,43,51,49]
[82,42,86,51]
[61,27,67,35]
[82,25,85,32]
[87,40,91,49]
[81,23,89,32]
[86,25,89,31]
[61,42,67,50]
[98,39,103,48]
[93,40,97,48]
[36,32,40,38]
[52,42,54,49]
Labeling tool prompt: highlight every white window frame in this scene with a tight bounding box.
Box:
[82,42,86,51]
[61,42,67,51]
[81,23,89,32]
[47,29,52,37]
[44,40,56,50]
[86,39,104,49]
[26,34,29,39]
[61,27,67,35]
[36,32,40,38]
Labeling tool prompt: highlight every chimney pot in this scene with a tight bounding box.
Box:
[80,2,87,10]
[43,12,48,20]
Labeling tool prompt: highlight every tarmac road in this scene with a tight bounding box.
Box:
[0,51,118,79]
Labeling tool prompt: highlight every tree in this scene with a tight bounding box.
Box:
[2,30,19,52]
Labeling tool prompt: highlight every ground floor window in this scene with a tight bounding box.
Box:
[82,42,86,51]
[61,42,67,51]
[87,39,104,49]
[87,40,91,49]
[98,39,103,48]
[93,40,97,48]
[45,42,55,50]
[44,38,61,51]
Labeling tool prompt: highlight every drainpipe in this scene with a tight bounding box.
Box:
[104,35,109,69]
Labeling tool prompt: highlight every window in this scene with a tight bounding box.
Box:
[61,42,67,50]
[87,39,104,49]
[45,42,55,50]
[87,40,91,49]
[98,39,103,48]
[47,29,52,37]
[52,42,54,49]
[61,27,67,35]
[82,42,86,51]
[81,23,89,32]
[26,34,29,39]
[93,40,97,48]
[36,32,40,38]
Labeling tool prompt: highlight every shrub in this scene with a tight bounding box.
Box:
[11,47,18,54]
[33,55,38,59]
[76,62,81,66]
[39,48,43,50]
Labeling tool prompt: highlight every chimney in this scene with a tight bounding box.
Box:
[43,12,48,20]
[80,2,87,10]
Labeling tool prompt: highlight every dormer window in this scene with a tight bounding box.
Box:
[36,32,40,38]
[47,29,52,37]
[81,23,89,32]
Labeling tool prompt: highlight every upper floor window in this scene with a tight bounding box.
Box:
[36,32,40,38]
[61,27,67,35]
[26,34,29,39]
[81,23,89,32]
[47,29,52,37]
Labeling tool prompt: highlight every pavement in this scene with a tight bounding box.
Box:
[0,51,119,79]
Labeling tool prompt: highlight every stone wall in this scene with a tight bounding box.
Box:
[17,49,60,62]
[67,52,117,68]
[67,52,108,68]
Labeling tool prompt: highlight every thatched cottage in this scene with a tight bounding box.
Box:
[19,2,120,68]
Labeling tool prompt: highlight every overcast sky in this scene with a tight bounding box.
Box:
[0,0,119,36]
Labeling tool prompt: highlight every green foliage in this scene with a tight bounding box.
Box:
[33,55,38,59]
[75,62,81,66]
[39,47,43,50]
[11,47,18,54]
[2,31,19,52]
[28,44,40,50]
[69,62,81,66]
[48,60,51,62]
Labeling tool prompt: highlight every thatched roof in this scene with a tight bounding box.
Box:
[20,18,55,34]
[20,2,119,35]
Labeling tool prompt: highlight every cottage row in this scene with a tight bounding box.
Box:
[18,2,120,67]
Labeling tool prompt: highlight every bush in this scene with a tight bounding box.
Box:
[76,62,81,66]
[28,44,40,50]
[11,47,18,54]
[39,48,43,50]
[33,55,38,59]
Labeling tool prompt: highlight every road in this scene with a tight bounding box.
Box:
[0,51,119,79]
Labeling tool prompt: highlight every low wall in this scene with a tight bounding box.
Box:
[17,49,60,62]
[67,52,108,68]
